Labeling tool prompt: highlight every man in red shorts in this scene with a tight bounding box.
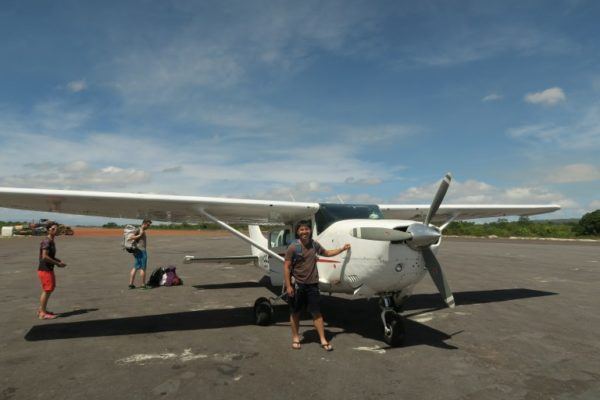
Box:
[37,222,67,319]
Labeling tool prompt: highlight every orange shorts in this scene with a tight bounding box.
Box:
[38,270,56,292]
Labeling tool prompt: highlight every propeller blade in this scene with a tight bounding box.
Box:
[351,227,412,242]
[424,173,452,226]
[422,247,455,308]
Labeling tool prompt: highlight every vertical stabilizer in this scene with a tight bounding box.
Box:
[248,225,284,286]
[248,225,267,257]
[247,225,271,275]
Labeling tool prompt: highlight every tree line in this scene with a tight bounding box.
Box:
[444,210,600,238]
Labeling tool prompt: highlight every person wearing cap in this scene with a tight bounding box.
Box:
[284,220,351,351]
[128,219,152,289]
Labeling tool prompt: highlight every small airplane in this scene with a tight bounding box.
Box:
[0,174,560,345]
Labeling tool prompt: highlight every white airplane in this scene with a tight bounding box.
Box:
[0,174,559,346]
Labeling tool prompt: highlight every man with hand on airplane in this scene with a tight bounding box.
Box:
[284,220,351,351]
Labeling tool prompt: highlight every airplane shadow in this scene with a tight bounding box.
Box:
[24,287,557,349]
[192,276,274,291]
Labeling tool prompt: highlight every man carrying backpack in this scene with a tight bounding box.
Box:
[284,220,350,351]
[128,219,152,289]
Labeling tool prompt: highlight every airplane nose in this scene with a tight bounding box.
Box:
[406,223,440,249]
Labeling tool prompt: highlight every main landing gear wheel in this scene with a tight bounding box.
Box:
[380,295,405,346]
[382,311,405,347]
[253,297,273,326]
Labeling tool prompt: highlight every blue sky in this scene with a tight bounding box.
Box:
[1,0,599,224]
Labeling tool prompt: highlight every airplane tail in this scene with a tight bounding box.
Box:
[248,225,283,286]
[248,225,267,258]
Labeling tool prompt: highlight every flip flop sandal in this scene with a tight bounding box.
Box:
[321,343,333,352]
[292,341,302,350]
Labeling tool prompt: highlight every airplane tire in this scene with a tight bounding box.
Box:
[383,313,405,347]
[253,297,273,326]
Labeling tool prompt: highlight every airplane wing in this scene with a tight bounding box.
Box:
[378,204,561,223]
[0,187,319,224]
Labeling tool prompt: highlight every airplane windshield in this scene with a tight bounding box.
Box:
[315,203,383,234]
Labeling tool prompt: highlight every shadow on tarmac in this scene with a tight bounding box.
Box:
[24,288,556,349]
[58,308,99,318]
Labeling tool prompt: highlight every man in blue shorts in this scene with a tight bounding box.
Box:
[284,220,350,351]
[128,219,151,289]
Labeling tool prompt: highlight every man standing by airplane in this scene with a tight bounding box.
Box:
[284,220,351,351]
[37,222,67,319]
[128,219,152,289]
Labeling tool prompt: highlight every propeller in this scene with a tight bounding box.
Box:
[351,227,412,242]
[420,173,454,308]
[350,173,455,308]
[422,247,455,308]
[425,173,451,226]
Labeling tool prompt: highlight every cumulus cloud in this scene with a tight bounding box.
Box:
[482,93,502,102]
[394,178,576,209]
[67,80,87,93]
[326,193,383,204]
[0,161,151,188]
[524,87,566,106]
[253,181,332,201]
[547,164,600,183]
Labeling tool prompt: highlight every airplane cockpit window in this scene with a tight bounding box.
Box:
[315,203,384,234]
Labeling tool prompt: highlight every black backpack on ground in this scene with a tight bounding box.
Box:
[147,267,165,288]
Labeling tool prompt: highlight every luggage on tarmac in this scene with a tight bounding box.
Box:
[146,266,183,288]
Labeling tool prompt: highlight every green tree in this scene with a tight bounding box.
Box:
[577,210,600,236]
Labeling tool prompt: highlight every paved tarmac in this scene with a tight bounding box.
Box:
[0,234,599,400]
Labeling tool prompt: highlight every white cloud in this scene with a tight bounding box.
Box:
[0,161,151,188]
[507,103,600,150]
[403,23,574,68]
[345,177,383,185]
[524,87,566,106]
[482,93,503,102]
[30,100,92,132]
[394,178,576,212]
[0,104,397,196]
[547,164,600,183]
[588,200,600,211]
[161,166,182,173]
[253,181,333,201]
[67,80,87,93]
[327,193,383,204]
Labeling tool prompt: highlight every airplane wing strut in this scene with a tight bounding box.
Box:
[196,208,284,263]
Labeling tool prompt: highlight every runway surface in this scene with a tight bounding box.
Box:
[0,234,598,399]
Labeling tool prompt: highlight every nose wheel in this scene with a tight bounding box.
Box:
[380,295,405,346]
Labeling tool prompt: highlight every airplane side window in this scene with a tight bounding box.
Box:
[269,230,280,248]
[269,229,292,248]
